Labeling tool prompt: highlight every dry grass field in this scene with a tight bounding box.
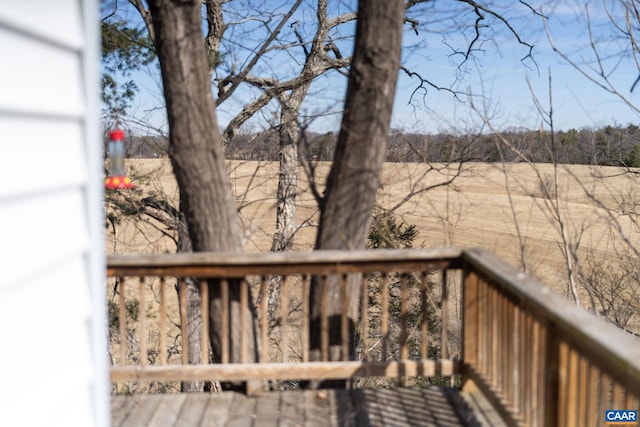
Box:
[106,159,640,385]
[107,159,640,300]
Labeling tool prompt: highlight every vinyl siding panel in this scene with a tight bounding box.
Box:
[0,0,83,48]
[0,25,84,117]
[0,256,94,426]
[0,188,89,287]
[0,1,107,426]
[0,117,87,201]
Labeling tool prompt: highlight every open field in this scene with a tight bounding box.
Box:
[107,159,640,300]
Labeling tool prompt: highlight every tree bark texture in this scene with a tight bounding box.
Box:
[271,99,300,253]
[147,0,259,372]
[310,0,405,369]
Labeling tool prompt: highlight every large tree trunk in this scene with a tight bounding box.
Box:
[147,0,259,383]
[309,0,404,382]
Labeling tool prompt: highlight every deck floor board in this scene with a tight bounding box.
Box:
[111,387,481,426]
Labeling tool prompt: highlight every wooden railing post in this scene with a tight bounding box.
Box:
[461,262,479,392]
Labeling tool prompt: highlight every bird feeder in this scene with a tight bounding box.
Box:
[105,129,134,190]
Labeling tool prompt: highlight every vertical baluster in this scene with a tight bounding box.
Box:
[612,382,626,411]
[260,276,268,363]
[420,272,428,360]
[576,355,588,427]
[504,295,511,401]
[624,392,638,422]
[200,279,209,365]
[521,310,531,426]
[494,289,501,391]
[138,277,147,367]
[557,341,570,427]
[498,294,504,397]
[490,284,498,387]
[360,274,369,362]
[341,274,349,361]
[281,276,289,363]
[240,278,248,364]
[462,268,479,393]
[510,303,519,415]
[584,363,599,427]
[321,275,329,362]
[440,270,449,362]
[179,278,188,366]
[494,288,501,390]
[535,319,546,426]
[598,372,612,423]
[118,277,127,366]
[302,275,310,363]
[495,290,502,392]
[381,273,389,361]
[400,274,409,361]
[567,347,580,427]
[477,276,487,376]
[221,279,229,364]
[540,321,555,427]
[159,277,167,366]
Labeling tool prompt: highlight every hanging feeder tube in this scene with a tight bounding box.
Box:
[105,129,134,190]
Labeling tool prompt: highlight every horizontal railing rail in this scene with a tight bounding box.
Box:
[107,248,464,391]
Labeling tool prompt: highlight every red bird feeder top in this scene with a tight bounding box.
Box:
[105,129,134,190]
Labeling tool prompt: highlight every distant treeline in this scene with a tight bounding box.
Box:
[122,123,640,167]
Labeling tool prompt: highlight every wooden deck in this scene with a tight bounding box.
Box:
[111,387,497,426]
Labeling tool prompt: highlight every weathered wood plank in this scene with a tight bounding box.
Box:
[251,391,282,426]
[199,392,234,427]
[107,248,464,277]
[146,393,186,426]
[111,387,475,427]
[302,390,333,427]
[372,389,411,426]
[110,395,138,427]
[350,390,374,427]
[174,394,210,427]
[330,389,354,426]
[117,394,164,427]
[225,392,257,427]
[111,359,460,383]
[278,390,306,425]
[460,389,508,427]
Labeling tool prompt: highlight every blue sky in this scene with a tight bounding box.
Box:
[114,0,640,135]
[389,0,640,133]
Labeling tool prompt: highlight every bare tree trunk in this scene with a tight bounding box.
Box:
[309,0,404,384]
[146,0,259,383]
[264,92,307,326]
[271,98,300,253]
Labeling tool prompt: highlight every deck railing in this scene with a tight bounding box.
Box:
[461,248,640,426]
[107,248,463,389]
[107,248,640,426]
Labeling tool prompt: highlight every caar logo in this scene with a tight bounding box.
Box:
[606,410,638,425]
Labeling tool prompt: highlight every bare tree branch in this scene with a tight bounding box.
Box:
[216,0,303,105]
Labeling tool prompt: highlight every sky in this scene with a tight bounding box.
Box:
[113,0,640,135]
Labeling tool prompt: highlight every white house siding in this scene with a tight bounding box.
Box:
[0,1,108,426]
